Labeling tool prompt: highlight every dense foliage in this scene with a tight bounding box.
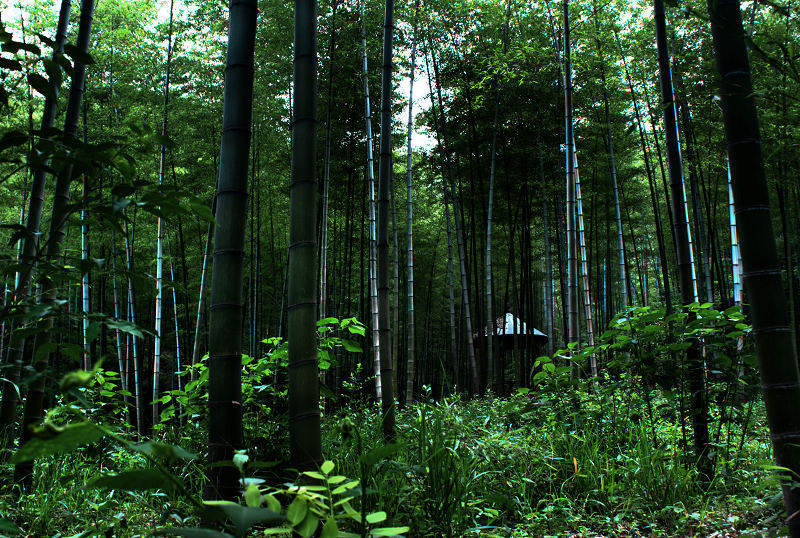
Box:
[0,0,798,534]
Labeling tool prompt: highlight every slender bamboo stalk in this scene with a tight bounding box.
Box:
[360,6,382,402]
[563,0,579,356]
[654,0,709,480]
[540,156,554,357]
[376,0,397,440]
[0,0,72,441]
[81,103,90,370]
[15,0,95,486]
[424,43,459,389]
[191,189,217,374]
[430,38,479,394]
[727,157,743,305]
[319,0,339,319]
[153,0,175,429]
[404,0,419,403]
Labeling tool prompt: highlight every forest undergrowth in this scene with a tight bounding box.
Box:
[0,386,782,537]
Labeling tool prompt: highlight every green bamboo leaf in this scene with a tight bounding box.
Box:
[27,73,55,100]
[91,468,175,491]
[370,527,410,536]
[12,421,106,463]
[365,511,386,524]
[63,43,94,65]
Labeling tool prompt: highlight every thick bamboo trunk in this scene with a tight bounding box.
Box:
[288,0,322,470]
[708,0,800,530]
[206,0,257,498]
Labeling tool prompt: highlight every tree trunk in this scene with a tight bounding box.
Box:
[654,0,710,481]
[319,0,339,319]
[430,40,479,394]
[288,0,322,469]
[361,9,382,403]
[153,0,174,430]
[377,0,396,440]
[708,0,800,530]
[14,0,94,486]
[0,0,72,443]
[205,0,257,499]
[404,0,419,404]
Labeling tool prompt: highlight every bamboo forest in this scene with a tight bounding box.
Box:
[1,0,800,534]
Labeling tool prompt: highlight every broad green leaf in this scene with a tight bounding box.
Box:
[264,493,281,513]
[286,497,308,525]
[296,512,319,537]
[332,480,360,495]
[340,500,361,523]
[365,511,386,524]
[131,441,197,461]
[202,501,283,533]
[320,518,338,538]
[370,527,410,536]
[0,518,20,534]
[320,460,335,475]
[244,483,261,507]
[59,369,94,391]
[0,58,21,71]
[91,468,175,491]
[63,44,94,65]
[302,471,326,480]
[341,339,362,353]
[12,421,106,463]
[359,443,403,467]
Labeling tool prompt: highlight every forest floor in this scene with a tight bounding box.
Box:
[0,388,785,537]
